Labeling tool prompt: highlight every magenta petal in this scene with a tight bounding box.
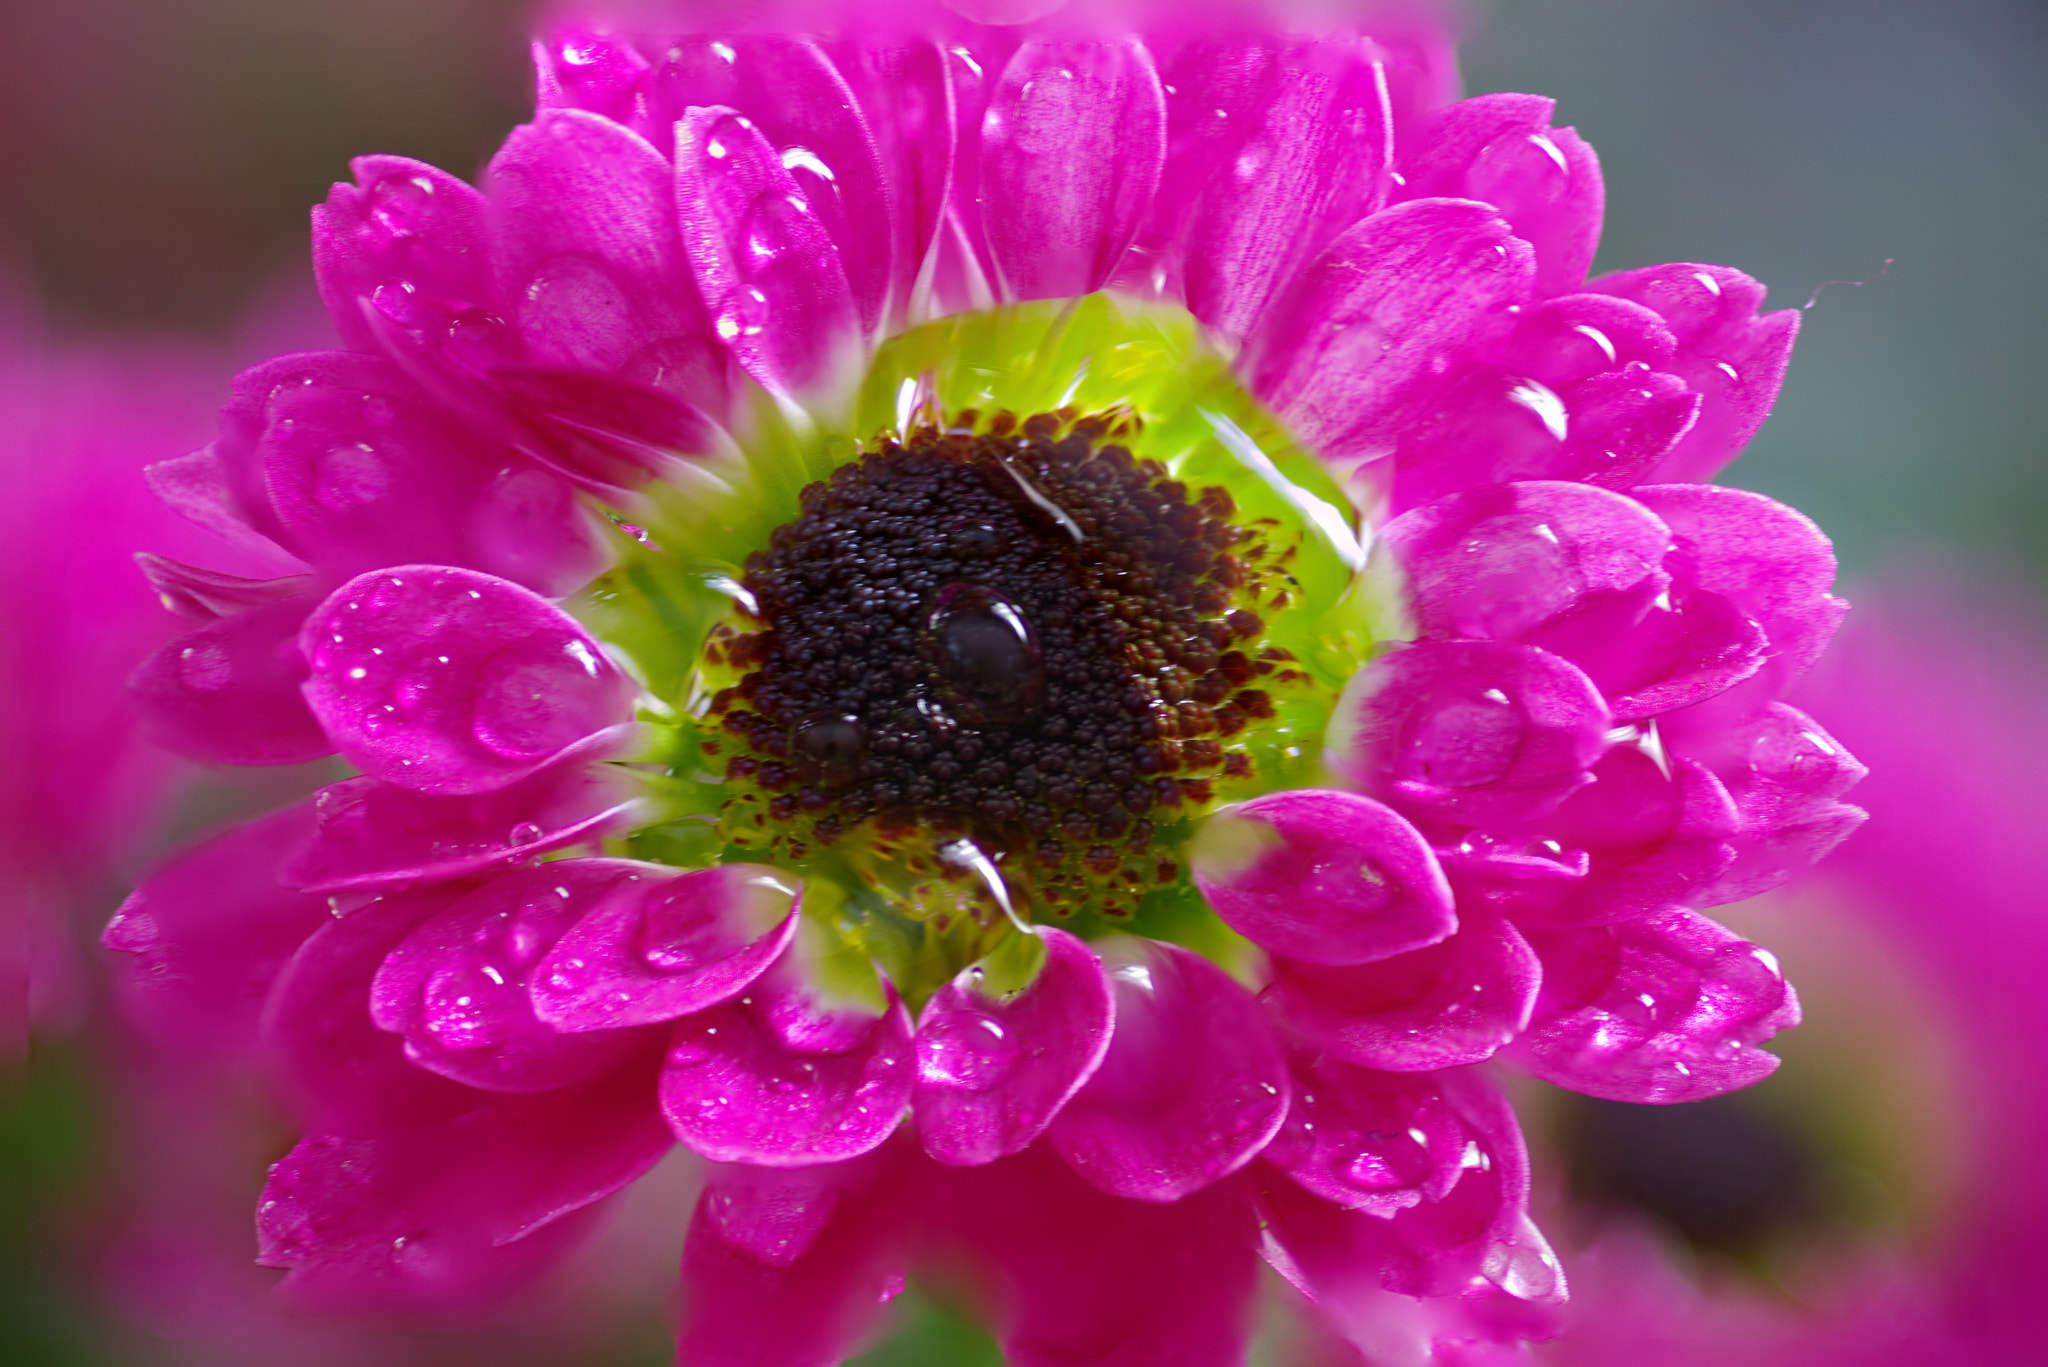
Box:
[102,804,330,1054]
[1596,263,1799,482]
[1266,910,1540,1071]
[1636,483,1847,690]
[257,1056,670,1309]
[486,110,720,404]
[1331,640,1612,828]
[299,565,634,796]
[1265,1055,1490,1215]
[532,864,800,1032]
[488,363,723,493]
[980,38,1166,299]
[1049,937,1287,1201]
[678,1146,908,1367]
[942,1143,1262,1367]
[1245,198,1535,465]
[1179,37,1392,340]
[1192,790,1454,966]
[283,763,645,894]
[142,447,301,572]
[134,553,311,620]
[130,594,330,766]
[913,926,1114,1166]
[368,862,651,1093]
[1512,908,1799,1103]
[1401,94,1604,295]
[652,37,895,335]
[263,886,476,1134]
[313,156,497,357]
[675,105,861,400]
[832,38,954,322]
[660,980,914,1166]
[532,30,650,127]
[1383,480,1672,643]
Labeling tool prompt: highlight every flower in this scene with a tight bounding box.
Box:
[1536,581,2048,1366]
[105,3,1863,1363]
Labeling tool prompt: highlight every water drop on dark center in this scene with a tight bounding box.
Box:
[926,583,1044,725]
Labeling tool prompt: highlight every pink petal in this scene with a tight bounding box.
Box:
[102,804,330,1054]
[1595,263,1799,482]
[913,926,1114,1166]
[298,565,635,796]
[1049,936,1287,1201]
[312,156,500,360]
[283,762,644,894]
[531,29,650,128]
[1384,478,1672,642]
[532,864,800,1032]
[142,447,300,573]
[675,104,862,401]
[1330,640,1612,829]
[832,37,955,324]
[678,1145,909,1367]
[257,1055,670,1309]
[488,363,724,493]
[1244,198,1535,466]
[1636,483,1847,692]
[133,553,310,620]
[1178,36,1393,340]
[1542,577,1767,723]
[1191,790,1454,966]
[1265,910,1540,1072]
[129,594,330,766]
[650,37,895,334]
[979,38,1166,299]
[660,976,914,1166]
[262,885,478,1134]
[486,109,724,414]
[1512,908,1800,1103]
[941,1143,1262,1367]
[1266,1055,1491,1215]
[1400,94,1604,295]
[368,861,654,1092]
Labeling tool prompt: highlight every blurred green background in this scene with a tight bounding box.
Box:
[3,0,2042,1362]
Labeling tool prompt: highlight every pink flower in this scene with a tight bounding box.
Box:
[1539,581,2048,1365]
[107,3,1862,1362]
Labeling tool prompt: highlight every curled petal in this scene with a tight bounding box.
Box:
[914,926,1114,1166]
[264,886,478,1133]
[103,804,330,1053]
[1191,790,1454,965]
[1265,1054,1481,1215]
[135,553,310,620]
[369,862,652,1092]
[1330,640,1612,828]
[1382,480,1671,644]
[299,565,635,796]
[532,864,800,1032]
[1400,94,1604,295]
[313,156,498,358]
[257,1056,670,1309]
[1266,910,1539,1072]
[142,447,300,572]
[1595,263,1799,482]
[675,105,862,400]
[1049,937,1287,1202]
[660,978,914,1166]
[532,30,650,127]
[283,763,645,894]
[980,38,1166,299]
[1246,199,1535,466]
[488,110,722,409]
[130,594,330,766]
[1636,483,1847,692]
[1512,908,1800,1103]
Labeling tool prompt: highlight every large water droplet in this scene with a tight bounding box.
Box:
[925,583,1044,724]
[420,962,512,1051]
[1397,683,1523,788]
[918,1010,1017,1093]
[794,713,866,783]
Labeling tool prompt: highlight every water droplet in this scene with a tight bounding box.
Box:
[925,583,1044,724]
[918,1010,1017,1092]
[794,713,866,782]
[420,963,512,1051]
[177,642,231,693]
[508,821,545,847]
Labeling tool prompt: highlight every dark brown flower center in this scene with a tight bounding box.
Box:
[699,410,1302,916]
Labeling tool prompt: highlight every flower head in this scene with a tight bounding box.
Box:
[108,3,1862,1361]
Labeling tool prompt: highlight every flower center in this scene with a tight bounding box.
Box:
[700,410,1304,918]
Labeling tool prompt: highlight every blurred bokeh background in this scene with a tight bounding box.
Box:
[3,0,2043,1362]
